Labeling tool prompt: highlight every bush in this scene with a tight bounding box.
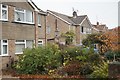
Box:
[14,44,62,74]
[105,50,120,62]
[89,61,108,78]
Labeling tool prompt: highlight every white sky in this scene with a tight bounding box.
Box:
[33,0,119,29]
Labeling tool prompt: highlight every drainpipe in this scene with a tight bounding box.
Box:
[34,11,38,47]
[44,15,47,46]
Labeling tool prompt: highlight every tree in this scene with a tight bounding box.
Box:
[61,31,75,45]
[82,33,112,54]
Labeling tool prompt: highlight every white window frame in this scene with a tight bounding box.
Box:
[0,4,8,21]
[0,40,8,56]
[14,7,34,24]
[38,39,43,46]
[15,40,34,54]
[15,40,26,54]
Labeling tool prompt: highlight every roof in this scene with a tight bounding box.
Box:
[69,15,87,24]
[92,23,108,32]
[30,0,46,15]
[47,10,87,25]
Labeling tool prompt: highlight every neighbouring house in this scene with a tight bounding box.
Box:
[92,22,108,33]
[0,0,47,70]
[46,10,92,45]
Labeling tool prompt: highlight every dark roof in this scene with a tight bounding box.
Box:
[47,10,87,25]
[69,15,87,24]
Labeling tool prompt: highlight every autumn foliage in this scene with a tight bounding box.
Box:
[104,27,120,51]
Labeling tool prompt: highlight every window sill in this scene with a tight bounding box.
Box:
[38,24,41,27]
[0,54,9,57]
[15,52,23,55]
[13,21,34,25]
[81,32,91,34]
[0,19,8,22]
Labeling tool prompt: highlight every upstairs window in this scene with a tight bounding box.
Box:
[0,4,8,20]
[46,26,51,34]
[38,14,41,26]
[81,26,84,33]
[15,8,33,23]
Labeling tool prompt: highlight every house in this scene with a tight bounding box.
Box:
[92,22,108,33]
[46,10,92,45]
[0,0,47,70]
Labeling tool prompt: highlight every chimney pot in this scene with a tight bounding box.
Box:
[73,11,77,18]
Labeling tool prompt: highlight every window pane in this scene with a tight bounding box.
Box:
[2,10,7,19]
[81,26,84,33]
[3,45,7,54]
[26,10,33,22]
[15,44,25,53]
[38,15,40,24]
[38,40,43,46]
[3,40,7,43]
[15,12,24,21]
[2,5,7,9]
[26,40,33,48]
[38,44,42,46]
[16,40,24,42]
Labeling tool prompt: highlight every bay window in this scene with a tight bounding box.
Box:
[0,4,8,20]
[15,8,34,23]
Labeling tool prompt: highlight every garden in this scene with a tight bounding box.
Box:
[6,32,120,79]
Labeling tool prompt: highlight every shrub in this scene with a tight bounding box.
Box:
[89,61,108,78]
[105,50,120,62]
[14,44,62,74]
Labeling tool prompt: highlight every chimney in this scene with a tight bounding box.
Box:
[73,11,77,18]
[97,22,99,25]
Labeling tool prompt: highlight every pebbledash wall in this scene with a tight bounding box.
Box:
[0,1,47,70]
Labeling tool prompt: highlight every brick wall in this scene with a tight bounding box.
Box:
[108,63,120,78]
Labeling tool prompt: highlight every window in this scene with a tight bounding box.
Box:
[15,8,33,23]
[15,40,26,54]
[15,40,34,54]
[38,39,43,46]
[0,40,8,56]
[47,26,51,34]
[38,14,41,26]
[81,26,84,33]
[86,28,91,34]
[0,4,8,20]
[26,10,33,22]
[26,40,34,48]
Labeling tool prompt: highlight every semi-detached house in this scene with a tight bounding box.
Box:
[46,10,93,45]
[0,0,47,69]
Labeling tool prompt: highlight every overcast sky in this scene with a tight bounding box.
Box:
[33,0,119,29]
